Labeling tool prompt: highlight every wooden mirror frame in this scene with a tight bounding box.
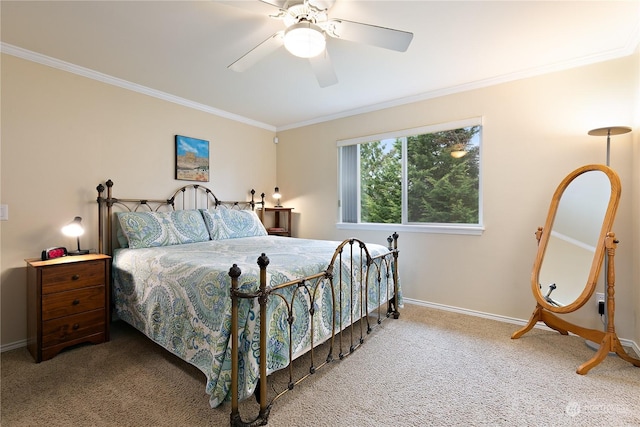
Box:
[513,164,640,374]
[531,164,620,314]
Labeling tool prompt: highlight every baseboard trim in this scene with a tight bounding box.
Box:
[1,339,27,353]
[403,298,640,357]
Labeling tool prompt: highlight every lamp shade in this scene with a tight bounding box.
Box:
[273,187,282,207]
[587,126,632,166]
[284,21,326,58]
[61,216,85,237]
[62,216,89,255]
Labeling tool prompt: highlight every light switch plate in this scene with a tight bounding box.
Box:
[0,204,8,221]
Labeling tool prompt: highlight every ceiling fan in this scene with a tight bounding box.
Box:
[227,0,414,88]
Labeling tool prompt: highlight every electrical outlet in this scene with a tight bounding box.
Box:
[596,292,605,315]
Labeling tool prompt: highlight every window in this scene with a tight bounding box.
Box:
[338,118,483,234]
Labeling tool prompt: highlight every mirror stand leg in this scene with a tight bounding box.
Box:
[577,333,640,375]
[511,305,542,339]
[612,335,640,367]
[577,233,640,373]
[577,335,613,375]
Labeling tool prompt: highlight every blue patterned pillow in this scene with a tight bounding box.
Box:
[117,210,210,249]
[115,220,129,248]
[200,208,267,240]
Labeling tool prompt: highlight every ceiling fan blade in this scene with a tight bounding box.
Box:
[260,0,335,11]
[329,19,413,52]
[309,50,338,88]
[228,31,284,72]
[259,0,289,9]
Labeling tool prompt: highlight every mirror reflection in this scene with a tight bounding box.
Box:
[537,170,610,307]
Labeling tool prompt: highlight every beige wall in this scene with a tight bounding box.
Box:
[2,52,638,350]
[276,55,639,345]
[633,51,640,349]
[0,54,276,346]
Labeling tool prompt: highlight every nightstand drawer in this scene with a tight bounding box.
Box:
[42,286,105,320]
[42,260,105,294]
[42,309,105,347]
[27,254,111,362]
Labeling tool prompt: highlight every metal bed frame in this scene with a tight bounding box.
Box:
[96,180,399,426]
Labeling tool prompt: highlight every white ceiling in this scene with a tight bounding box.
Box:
[2,1,639,131]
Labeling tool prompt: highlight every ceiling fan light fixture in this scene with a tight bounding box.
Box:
[450,150,468,159]
[450,143,468,158]
[284,21,326,58]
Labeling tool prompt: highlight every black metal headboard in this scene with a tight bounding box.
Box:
[96,179,265,255]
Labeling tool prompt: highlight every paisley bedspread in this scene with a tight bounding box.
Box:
[112,235,397,407]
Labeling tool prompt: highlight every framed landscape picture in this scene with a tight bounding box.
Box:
[175,135,209,182]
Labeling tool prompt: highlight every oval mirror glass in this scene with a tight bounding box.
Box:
[532,164,620,313]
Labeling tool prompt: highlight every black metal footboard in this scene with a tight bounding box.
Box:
[228,234,399,426]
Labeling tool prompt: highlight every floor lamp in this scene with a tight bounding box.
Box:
[587,126,631,167]
[586,126,631,346]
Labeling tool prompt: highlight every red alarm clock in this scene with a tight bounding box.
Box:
[41,247,68,261]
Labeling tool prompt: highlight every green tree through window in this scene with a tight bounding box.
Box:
[360,138,402,223]
[407,127,480,223]
[340,123,481,226]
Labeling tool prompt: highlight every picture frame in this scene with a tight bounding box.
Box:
[175,135,209,182]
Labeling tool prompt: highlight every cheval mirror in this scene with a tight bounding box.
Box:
[512,164,640,374]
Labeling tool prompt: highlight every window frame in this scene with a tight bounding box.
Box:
[336,117,484,236]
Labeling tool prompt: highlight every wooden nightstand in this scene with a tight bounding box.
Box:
[26,253,111,362]
[260,207,293,237]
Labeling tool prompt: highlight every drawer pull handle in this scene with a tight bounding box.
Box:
[72,323,80,330]
[72,299,80,305]
[71,274,80,280]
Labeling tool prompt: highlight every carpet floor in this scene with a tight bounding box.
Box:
[2,303,639,426]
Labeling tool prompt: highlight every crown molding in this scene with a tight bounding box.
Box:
[277,30,640,132]
[0,43,276,132]
[3,29,638,134]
